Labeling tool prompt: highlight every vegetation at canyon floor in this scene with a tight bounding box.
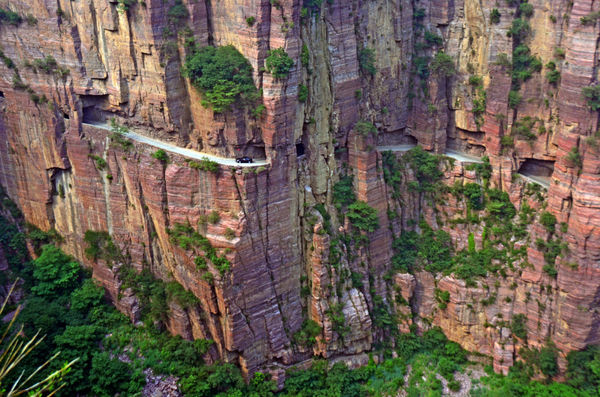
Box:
[0,188,597,396]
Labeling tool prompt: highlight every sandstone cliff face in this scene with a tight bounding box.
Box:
[0,0,599,377]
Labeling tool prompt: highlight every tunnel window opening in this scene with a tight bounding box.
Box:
[63,112,69,119]
[79,94,108,124]
[0,91,4,98]
[296,143,305,157]
[404,135,418,145]
[518,159,555,178]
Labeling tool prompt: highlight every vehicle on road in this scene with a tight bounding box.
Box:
[236,157,253,164]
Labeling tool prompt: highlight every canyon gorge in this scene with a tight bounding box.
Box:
[0,0,599,388]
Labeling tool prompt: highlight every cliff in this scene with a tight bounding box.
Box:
[0,0,598,380]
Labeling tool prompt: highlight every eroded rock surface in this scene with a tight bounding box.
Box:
[0,0,599,377]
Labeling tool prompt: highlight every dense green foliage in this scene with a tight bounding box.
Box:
[403,146,444,193]
[152,149,169,163]
[430,51,455,76]
[392,222,453,273]
[333,175,355,208]
[347,201,379,232]
[566,346,600,393]
[382,151,403,198]
[355,120,377,136]
[187,157,220,173]
[358,47,376,76]
[183,45,257,112]
[298,84,308,102]
[511,44,542,88]
[490,8,501,24]
[265,48,294,78]
[0,8,22,25]
[582,85,600,111]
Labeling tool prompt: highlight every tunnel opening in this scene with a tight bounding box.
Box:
[376,129,418,146]
[0,91,4,98]
[518,158,555,178]
[403,134,418,145]
[63,112,69,119]
[80,94,109,124]
[296,142,305,157]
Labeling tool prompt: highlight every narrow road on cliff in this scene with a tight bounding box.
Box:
[517,173,551,189]
[82,122,269,168]
[377,144,551,189]
[376,144,483,163]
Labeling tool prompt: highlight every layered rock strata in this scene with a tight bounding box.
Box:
[0,0,598,377]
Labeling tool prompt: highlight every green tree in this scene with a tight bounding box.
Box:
[152,149,169,163]
[347,201,379,232]
[31,245,80,299]
[265,48,294,78]
[70,279,105,313]
[358,47,376,76]
[430,52,455,77]
[183,45,257,112]
[90,352,144,397]
[53,324,105,393]
[583,85,600,111]
[333,175,355,208]
[540,211,557,233]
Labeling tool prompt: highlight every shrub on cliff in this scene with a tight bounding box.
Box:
[582,84,600,111]
[359,47,376,76]
[293,319,322,347]
[84,230,120,263]
[265,47,294,78]
[539,211,557,233]
[511,45,542,85]
[566,346,600,392]
[519,3,534,18]
[508,18,530,42]
[347,200,379,232]
[187,157,219,173]
[463,183,484,210]
[404,146,444,193]
[0,8,22,25]
[151,149,169,163]
[511,314,528,340]
[355,120,377,136]
[167,0,188,25]
[490,8,501,24]
[508,90,522,108]
[430,51,455,77]
[566,146,582,169]
[32,244,81,299]
[333,175,355,208]
[183,45,257,113]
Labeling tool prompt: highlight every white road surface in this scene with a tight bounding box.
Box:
[376,145,484,163]
[444,149,483,164]
[83,122,269,168]
[376,144,551,189]
[517,173,551,189]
